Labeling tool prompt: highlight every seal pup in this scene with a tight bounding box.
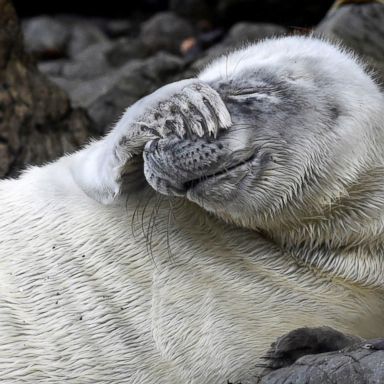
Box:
[1,36,384,384]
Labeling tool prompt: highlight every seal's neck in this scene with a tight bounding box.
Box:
[275,239,384,290]
[265,166,384,288]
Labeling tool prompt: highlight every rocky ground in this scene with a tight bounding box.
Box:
[22,1,384,138]
[258,326,384,384]
[1,0,384,382]
[2,0,384,177]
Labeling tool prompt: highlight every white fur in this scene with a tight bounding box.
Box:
[1,36,384,383]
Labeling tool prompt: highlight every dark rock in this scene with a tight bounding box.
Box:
[15,0,334,27]
[169,0,211,20]
[316,2,384,81]
[13,0,168,18]
[261,327,363,372]
[169,0,333,27]
[102,19,135,38]
[190,22,287,72]
[140,11,195,54]
[0,0,94,177]
[260,343,384,384]
[258,327,384,384]
[224,22,287,46]
[22,15,69,59]
[216,0,335,27]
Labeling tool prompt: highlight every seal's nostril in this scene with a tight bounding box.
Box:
[184,179,200,191]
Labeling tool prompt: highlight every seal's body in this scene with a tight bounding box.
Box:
[1,36,384,384]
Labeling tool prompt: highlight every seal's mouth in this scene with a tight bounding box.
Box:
[183,153,256,190]
[143,135,258,197]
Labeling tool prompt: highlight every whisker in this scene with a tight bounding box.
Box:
[140,189,157,238]
[230,51,250,82]
[145,194,163,265]
[225,53,230,81]
[131,186,153,239]
[166,198,175,264]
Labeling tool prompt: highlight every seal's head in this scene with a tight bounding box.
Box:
[144,36,384,232]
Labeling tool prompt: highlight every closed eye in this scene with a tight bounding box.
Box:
[231,82,276,97]
[228,90,280,104]
[232,88,259,96]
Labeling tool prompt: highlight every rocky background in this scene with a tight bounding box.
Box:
[1,0,384,382]
[1,0,383,177]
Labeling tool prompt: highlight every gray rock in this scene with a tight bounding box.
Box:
[86,52,184,133]
[23,15,111,60]
[105,37,148,67]
[67,21,110,58]
[22,16,69,58]
[39,37,148,81]
[63,40,113,78]
[54,67,126,110]
[316,3,384,81]
[38,41,111,80]
[141,11,195,54]
[38,59,69,77]
[45,52,184,133]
